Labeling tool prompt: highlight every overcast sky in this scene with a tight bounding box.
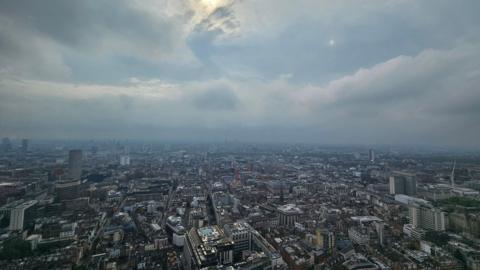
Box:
[1,0,479,147]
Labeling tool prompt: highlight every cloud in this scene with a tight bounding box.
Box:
[1,0,480,147]
[1,42,480,147]
[0,0,197,81]
[192,85,240,111]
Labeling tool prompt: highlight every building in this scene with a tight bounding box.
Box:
[56,179,81,201]
[166,215,186,247]
[68,149,83,180]
[409,202,446,231]
[348,216,384,246]
[21,139,29,152]
[224,222,252,261]
[389,171,417,195]
[183,225,234,270]
[314,228,335,253]
[120,155,130,166]
[277,204,303,227]
[224,222,285,268]
[368,149,375,163]
[1,137,12,152]
[0,200,38,231]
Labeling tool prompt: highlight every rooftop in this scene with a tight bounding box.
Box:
[278,204,303,214]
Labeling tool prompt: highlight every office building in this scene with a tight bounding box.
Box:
[0,200,38,231]
[224,222,285,268]
[21,139,29,152]
[389,171,417,195]
[183,225,234,270]
[120,155,130,166]
[409,202,446,231]
[369,149,375,163]
[166,215,186,247]
[56,179,81,201]
[315,228,335,253]
[68,149,83,180]
[1,137,12,152]
[277,204,303,227]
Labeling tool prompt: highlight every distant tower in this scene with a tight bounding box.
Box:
[21,139,29,152]
[450,160,456,188]
[231,168,241,188]
[1,137,12,152]
[369,149,375,163]
[280,182,285,203]
[68,150,83,180]
[120,155,130,166]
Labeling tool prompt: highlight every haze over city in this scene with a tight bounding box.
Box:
[1,0,480,147]
[2,2,480,270]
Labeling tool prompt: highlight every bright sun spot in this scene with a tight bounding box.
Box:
[202,0,219,8]
[329,39,335,46]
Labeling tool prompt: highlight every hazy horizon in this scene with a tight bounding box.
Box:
[1,0,480,148]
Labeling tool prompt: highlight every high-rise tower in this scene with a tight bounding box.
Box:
[68,149,83,180]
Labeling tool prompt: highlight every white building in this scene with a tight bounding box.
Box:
[120,155,130,166]
[409,202,446,231]
[0,200,38,231]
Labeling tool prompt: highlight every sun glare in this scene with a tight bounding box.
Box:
[202,0,218,8]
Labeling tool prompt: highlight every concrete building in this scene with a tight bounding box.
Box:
[224,222,285,268]
[166,215,186,247]
[68,149,83,180]
[277,204,303,227]
[120,155,130,166]
[369,149,375,163]
[21,139,29,152]
[56,179,81,201]
[0,200,38,231]
[389,171,417,196]
[224,222,252,261]
[409,202,446,231]
[183,225,234,270]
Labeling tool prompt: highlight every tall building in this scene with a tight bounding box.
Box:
[1,137,12,152]
[68,149,83,180]
[369,149,375,163]
[0,200,38,231]
[21,139,29,152]
[120,155,130,166]
[389,172,417,196]
[409,202,446,231]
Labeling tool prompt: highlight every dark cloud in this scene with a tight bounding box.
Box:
[0,0,178,51]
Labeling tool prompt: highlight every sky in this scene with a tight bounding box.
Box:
[0,0,480,147]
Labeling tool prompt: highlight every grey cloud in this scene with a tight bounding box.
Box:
[0,0,178,52]
[1,1,480,147]
[0,0,189,82]
[192,86,239,111]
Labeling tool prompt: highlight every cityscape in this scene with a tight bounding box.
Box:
[0,140,479,269]
[1,0,480,269]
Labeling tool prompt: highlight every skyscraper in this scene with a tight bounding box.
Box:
[1,137,12,152]
[68,149,83,180]
[21,139,29,152]
[369,149,375,163]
